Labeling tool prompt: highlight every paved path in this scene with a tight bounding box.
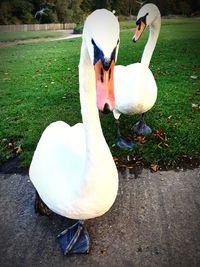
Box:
[0,30,82,46]
[0,168,200,267]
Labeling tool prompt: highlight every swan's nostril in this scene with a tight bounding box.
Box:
[102,103,111,114]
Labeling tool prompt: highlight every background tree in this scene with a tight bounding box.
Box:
[71,0,84,23]
[0,0,199,25]
[0,0,34,24]
[81,0,93,13]
[55,0,70,23]
[0,1,12,24]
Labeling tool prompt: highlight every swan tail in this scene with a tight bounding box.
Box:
[57,220,90,255]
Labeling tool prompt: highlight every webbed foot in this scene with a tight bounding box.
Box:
[115,119,135,149]
[117,135,135,149]
[57,220,90,255]
[35,191,52,216]
[132,121,152,135]
[132,114,152,135]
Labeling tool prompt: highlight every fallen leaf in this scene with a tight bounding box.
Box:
[190,75,198,80]
[6,142,13,148]
[135,134,146,144]
[128,166,134,169]
[192,103,199,110]
[154,128,166,141]
[15,145,22,154]
[157,142,163,149]
[158,141,169,149]
[150,163,159,172]
[167,115,173,120]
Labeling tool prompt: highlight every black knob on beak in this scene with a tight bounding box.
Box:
[102,103,111,114]
[132,36,136,43]
[102,59,111,71]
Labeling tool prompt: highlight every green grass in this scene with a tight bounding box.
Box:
[0,18,200,168]
[120,17,200,30]
[0,31,64,42]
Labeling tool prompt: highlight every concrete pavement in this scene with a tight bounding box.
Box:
[0,167,200,267]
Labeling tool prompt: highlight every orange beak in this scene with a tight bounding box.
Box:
[133,21,146,42]
[94,59,115,113]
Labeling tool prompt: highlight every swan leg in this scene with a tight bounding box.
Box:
[57,220,90,255]
[115,119,135,149]
[35,191,52,216]
[132,113,152,135]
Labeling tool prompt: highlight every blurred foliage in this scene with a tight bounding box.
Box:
[0,0,200,25]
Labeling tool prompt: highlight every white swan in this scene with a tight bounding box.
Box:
[113,4,161,149]
[29,9,120,255]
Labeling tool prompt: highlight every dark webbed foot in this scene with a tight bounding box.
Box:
[57,220,90,255]
[117,135,135,149]
[132,121,152,135]
[35,191,52,216]
[115,119,135,149]
[132,113,152,135]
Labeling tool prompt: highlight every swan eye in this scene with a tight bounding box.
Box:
[111,46,117,62]
[136,12,149,26]
[92,38,104,65]
[91,38,118,69]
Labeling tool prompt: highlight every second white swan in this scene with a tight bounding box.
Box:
[114,4,161,149]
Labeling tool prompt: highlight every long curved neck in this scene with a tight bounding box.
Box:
[141,15,161,68]
[79,40,107,163]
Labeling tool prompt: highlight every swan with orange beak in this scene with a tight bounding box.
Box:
[29,9,120,255]
[113,4,161,149]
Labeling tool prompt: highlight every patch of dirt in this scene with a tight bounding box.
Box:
[0,155,27,174]
[0,154,199,175]
[115,155,200,173]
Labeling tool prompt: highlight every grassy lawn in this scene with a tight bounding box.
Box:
[0,18,200,169]
[120,17,200,30]
[0,31,64,42]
